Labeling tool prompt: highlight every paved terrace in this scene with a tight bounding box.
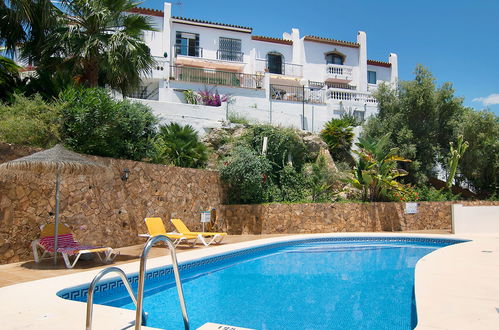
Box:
[0,230,497,330]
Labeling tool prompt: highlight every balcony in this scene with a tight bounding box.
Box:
[216,50,244,62]
[170,66,264,89]
[326,88,377,104]
[325,64,353,83]
[174,44,203,58]
[255,59,303,77]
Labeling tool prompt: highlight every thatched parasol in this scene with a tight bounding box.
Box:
[0,144,108,265]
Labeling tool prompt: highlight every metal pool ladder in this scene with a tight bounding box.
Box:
[85,235,189,330]
[85,266,147,330]
[135,235,190,330]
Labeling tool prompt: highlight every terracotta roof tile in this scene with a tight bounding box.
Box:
[304,35,359,48]
[126,7,164,17]
[251,36,293,45]
[172,16,252,32]
[367,59,391,67]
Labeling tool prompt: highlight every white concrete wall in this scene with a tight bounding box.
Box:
[367,65,391,83]
[170,22,253,66]
[135,93,378,135]
[452,204,499,234]
[302,40,360,85]
[251,40,294,64]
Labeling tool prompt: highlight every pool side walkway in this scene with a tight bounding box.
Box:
[0,231,497,330]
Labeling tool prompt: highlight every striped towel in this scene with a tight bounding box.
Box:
[39,234,100,255]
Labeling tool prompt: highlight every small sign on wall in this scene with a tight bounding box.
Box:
[405,203,418,214]
[200,211,211,223]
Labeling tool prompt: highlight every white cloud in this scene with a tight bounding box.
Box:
[473,93,499,106]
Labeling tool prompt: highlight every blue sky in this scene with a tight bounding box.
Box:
[145,0,499,115]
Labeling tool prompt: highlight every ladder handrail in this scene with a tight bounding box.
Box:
[86,266,146,330]
[135,235,190,330]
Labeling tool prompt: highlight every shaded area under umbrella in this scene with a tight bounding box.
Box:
[0,144,108,265]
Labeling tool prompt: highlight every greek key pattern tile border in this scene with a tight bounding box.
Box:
[58,236,466,301]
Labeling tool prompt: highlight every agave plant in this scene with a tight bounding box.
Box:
[349,134,411,201]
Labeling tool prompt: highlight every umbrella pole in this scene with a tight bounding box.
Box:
[53,169,61,265]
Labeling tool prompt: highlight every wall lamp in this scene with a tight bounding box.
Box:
[121,168,130,181]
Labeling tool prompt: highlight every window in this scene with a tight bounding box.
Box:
[326,53,344,65]
[267,52,283,74]
[175,32,200,57]
[368,71,377,84]
[218,37,242,61]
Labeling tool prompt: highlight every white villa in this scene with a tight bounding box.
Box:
[132,2,398,132]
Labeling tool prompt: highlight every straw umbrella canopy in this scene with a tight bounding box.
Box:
[0,144,108,265]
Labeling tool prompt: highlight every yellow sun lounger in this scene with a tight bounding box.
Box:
[31,223,119,269]
[171,218,227,246]
[141,217,199,246]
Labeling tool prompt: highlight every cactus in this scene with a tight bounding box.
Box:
[446,135,469,191]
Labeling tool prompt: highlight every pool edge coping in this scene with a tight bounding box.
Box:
[0,232,492,330]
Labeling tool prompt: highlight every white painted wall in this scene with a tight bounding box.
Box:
[170,22,253,66]
[452,204,499,234]
[302,40,360,85]
[252,40,294,64]
[367,65,391,83]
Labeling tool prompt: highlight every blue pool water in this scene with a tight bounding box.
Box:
[59,237,464,330]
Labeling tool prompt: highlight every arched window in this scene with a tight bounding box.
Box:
[267,52,283,74]
[325,52,345,65]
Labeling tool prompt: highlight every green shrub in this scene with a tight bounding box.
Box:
[243,124,308,172]
[228,112,250,125]
[59,87,157,160]
[320,118,355,164]
[414,185,460,201]
[0,94,62,147]
[220,146,272,204]
[277,165,307,202]
[151,123,208,168]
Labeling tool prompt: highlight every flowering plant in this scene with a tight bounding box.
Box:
[197,86,228,107]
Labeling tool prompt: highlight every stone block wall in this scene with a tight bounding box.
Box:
[0,143,223,264]
[220,201,499,235]
[1,143,498,265]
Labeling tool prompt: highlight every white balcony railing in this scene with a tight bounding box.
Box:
[325,64,353,81]
[255,59,303,77]
[326,88,377,104]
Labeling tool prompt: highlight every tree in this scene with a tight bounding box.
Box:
[363,65,466,184]
[45,0,156,95]
[151,123,208,168]
[59,87,157,160]
[457,109,498,196]
[0,56,21,102]
[1,0,156,97]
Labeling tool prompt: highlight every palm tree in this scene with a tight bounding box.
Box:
[0,55,21,101]
[45,0,156,95]
[152,123,208,168]
[1,0,155,96]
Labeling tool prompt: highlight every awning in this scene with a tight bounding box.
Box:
[175,57,243,72]
[326,77,352,84]
[269,75,302,86]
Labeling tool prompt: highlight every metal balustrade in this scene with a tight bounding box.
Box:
[255,59,303,77]
[174,44,203,58]
[216,50,244,62]
[170,66,264,89]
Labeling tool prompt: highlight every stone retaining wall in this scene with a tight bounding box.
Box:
[0,143,223,264]
[1,143,498,265]
[220,201,499,235]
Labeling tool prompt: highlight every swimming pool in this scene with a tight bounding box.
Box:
[59,237,465,329]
